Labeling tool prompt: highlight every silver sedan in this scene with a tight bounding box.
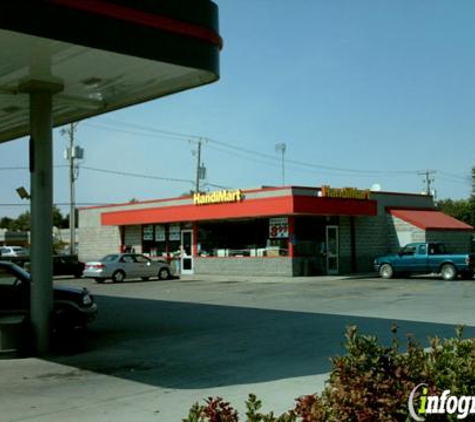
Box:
[83,253,174,283]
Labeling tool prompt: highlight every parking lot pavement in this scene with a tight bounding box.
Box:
[2,274,475,421]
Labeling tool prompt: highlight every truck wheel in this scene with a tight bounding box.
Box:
[441,264,457,281]
[379,264,394,279]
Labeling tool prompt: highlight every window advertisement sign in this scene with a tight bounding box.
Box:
[169,223,181,241]
[269,217,289,238]
[143,225,154,241]
[155,224,166,242]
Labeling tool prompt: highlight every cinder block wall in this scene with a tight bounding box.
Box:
[349,193,435,273]
[354,215,389,273]
[387,216,426,251]
[426,230,472,253]
[194,257,293,276]
[78,208,121,262]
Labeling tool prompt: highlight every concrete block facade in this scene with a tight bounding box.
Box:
[78,187,472,277]
[426,230,473,253]
[387,216,425,251]
[78,207,121,262]
[195,257,293,277]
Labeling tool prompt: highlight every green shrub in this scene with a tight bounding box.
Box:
[183,325,475,422]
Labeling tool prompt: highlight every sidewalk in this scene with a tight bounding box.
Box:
[0,356,328,421]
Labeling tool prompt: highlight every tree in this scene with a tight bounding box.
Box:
[437,164,475,228]
[0,206,68,232]
[437,199,474,226]
[0,217,13,230]
[471,164,475,201]
[10,211,31,231]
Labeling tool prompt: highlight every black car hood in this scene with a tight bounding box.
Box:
[53,285,88,301]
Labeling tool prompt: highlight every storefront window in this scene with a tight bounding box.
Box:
[294,217,338,257]
[198,219,288,257]
[141,224,180,257]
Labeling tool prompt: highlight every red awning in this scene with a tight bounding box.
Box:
[388,209,473,231]
[101,193,377,226]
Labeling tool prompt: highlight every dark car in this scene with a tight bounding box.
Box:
[53,255,85,278]
[24,255,85,278]
[0,261,97,331]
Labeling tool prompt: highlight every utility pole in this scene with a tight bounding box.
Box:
[195,138,202,193]
[419,170,436,196]
[62,123,83,255]
[275,143,286,185]
[192,138,207,193]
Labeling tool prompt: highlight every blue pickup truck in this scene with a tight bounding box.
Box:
[374,242,475,280]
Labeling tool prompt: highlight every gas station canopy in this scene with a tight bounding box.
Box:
[0,0,221,355]
[0,0,222,143]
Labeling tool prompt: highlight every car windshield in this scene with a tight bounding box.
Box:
[101,254,119,262]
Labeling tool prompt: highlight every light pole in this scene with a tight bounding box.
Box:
[275,143,286,186]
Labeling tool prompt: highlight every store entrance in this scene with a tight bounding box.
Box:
[326,225,339,275]
[181,230,194,274]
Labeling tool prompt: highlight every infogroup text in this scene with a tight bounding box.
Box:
[409,383,475,420]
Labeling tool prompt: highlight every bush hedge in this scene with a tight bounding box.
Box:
[183,325,475,421]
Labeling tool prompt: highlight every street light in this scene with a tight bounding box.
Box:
[16,186,31,200]
[275,143,286,186]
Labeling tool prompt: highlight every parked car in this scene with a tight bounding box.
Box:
[83,253,174,283]
[374,242,475,281]
[0,246,29,257]
[0,261,98,331]
[24,255,85,278]
[53,255,85,278]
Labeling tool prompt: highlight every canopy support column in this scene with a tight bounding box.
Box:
[20,79,63,355]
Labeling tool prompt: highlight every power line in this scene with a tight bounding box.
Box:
[81,166,194,184]
[0,202,113,207]
[80,165,231,190]
[87,118,423,176]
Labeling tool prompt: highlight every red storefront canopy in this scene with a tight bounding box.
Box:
[101,189,378,226]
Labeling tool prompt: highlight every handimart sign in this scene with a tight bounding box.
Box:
[321,185,370,200]
[193,189,243,205]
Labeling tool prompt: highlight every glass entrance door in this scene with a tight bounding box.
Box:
[326,225,339,275]
[181,230,194,275]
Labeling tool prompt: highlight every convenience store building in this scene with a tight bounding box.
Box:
[79,186,473,276]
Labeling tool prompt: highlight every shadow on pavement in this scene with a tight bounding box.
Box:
[48,294,475,390]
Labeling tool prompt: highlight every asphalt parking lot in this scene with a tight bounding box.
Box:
[2,273,475,421]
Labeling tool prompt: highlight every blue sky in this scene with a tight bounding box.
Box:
[1,0,475,218]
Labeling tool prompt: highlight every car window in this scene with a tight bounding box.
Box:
[0,266,20,287]
[120,255,136,263]
[429,244,446,255]
[418,245,427,255]
[401,245,416,255]
[134,255,150,264]
[102,254,119,262]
